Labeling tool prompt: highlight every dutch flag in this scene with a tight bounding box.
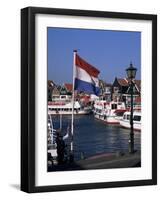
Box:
[74,54,100,96]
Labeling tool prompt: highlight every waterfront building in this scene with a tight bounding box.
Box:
[48,80,57,101]
[64,83,73,94]
[112,77,141,106]
[59,84,72,96]
[99,80,112,102]
[51,83,72,102]
[51,86,61,102]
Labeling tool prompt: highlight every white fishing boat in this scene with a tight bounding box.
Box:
[48,95,91,115]
[120,111,141,131]
[93,100,126,124]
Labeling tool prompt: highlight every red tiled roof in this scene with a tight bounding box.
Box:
[64,83,73,92]
[117,78,129,86]
[117,78,141,90]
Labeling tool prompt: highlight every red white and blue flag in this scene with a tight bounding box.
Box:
[74,54,100,96]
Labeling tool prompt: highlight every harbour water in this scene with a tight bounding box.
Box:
[52,114,141,161]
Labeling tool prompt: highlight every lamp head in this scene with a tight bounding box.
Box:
[126,62,137,80]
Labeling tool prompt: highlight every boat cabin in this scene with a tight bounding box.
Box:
[123,112,141,122]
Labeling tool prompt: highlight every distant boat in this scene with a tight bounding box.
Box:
[120,111,141,131]
[93,100,126,124]
[48,95,91,115]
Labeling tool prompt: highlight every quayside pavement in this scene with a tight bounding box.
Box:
[48,150,141,172]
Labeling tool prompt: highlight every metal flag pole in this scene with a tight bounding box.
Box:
[70,50,77,162]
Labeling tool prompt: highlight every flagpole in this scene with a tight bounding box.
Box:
[70,50,77,162]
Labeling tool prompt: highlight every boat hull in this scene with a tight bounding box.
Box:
[48,110,91,115]
[120,119,141,131]
[94,113,121,124]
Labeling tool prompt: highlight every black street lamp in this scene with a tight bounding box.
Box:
[126,62,137,153]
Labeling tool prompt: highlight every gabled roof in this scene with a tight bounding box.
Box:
[117,78,129,86]
[134,80,141,92]
[114,77,141,89]
[113,77,141,94]
[48,80,55,87]
[52,86,60,95]
[64,83,73,92]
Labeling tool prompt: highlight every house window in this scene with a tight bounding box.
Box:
[113,87,119,93]
[105,87,111,93]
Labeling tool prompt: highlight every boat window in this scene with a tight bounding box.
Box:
[127,115,130,120]
[111,104,117,110]
[123,115,126,119]
[133,115,141,121]
[61,96,66,99]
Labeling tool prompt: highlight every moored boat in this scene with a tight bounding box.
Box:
[48,95,92,115]
[120,111,141,131]
[93,100,126,124]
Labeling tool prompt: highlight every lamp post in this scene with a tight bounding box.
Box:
[126,62,137,154]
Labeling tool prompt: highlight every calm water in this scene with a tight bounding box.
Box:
[52,115,141,161]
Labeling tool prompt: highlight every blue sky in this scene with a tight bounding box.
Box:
[48,28,141,85]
